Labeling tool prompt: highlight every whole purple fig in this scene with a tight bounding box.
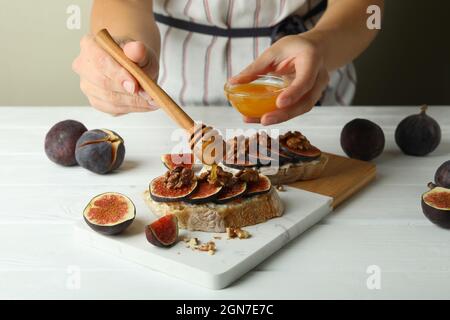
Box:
[435,161,450,188]
[395,105,441,156]
[340,118,385,161]
[45,120,87,166]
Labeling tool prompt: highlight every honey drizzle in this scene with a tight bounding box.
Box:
[210,163,218,182]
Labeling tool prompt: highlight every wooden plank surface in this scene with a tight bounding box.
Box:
[291,153,376,208]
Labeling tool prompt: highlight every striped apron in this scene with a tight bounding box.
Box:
[154,0,356,107]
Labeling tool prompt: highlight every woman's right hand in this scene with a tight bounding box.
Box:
[72,34,160,116]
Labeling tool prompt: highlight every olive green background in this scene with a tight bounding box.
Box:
[0,0,449,106]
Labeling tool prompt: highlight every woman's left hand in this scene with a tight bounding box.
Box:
[230,34,329,125]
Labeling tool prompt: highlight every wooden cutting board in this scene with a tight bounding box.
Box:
[290,152,377,208]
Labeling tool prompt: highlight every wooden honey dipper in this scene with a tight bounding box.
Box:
[95,29,224,165]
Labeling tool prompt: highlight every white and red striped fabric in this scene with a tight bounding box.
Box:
[154,0,356,106]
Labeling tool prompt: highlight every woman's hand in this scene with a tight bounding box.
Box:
[72,34,160,116]
[230,34,329,125]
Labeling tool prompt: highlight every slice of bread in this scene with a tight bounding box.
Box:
[144,188,284,233]
[259,154,328,185]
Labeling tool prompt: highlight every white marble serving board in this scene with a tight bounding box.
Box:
[74,187,332,289]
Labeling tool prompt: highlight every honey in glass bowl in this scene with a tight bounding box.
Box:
[224,75,287,118]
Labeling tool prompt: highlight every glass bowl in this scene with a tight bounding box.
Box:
[224,75,287,118]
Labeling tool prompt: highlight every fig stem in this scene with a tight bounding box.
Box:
[420,104,428,114]
[428,182,437,189]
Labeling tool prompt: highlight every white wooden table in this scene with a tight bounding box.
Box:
[0,106,449,299]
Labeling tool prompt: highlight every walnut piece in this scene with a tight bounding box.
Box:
[189,237,199,247]
[184,238,217,255]
[198,241,216,252]
[199,166,234,187]
[164,167,194,189]
[236,229,251,239]
[280,131,311,151]
[226,227,251,239]
[236,169,259,183]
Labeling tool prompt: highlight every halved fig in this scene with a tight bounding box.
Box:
[145,214,179,247]
[149,176,197,202]
[215,180,247,204]
[247,146,274,167]
[255,132,293,165]
[279,131,321,161]
[186,180,223,204]
[223,135,258,169]
[283,144,321,160]
[83,192,135,235]
[161,153,194,170]
[223,152,258,170]
[421,183,450,229]
[265,147,294,165]
[435,160,450,188]
[244,132,272,167]
[245,175,272,197]
[224,146,292,168]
